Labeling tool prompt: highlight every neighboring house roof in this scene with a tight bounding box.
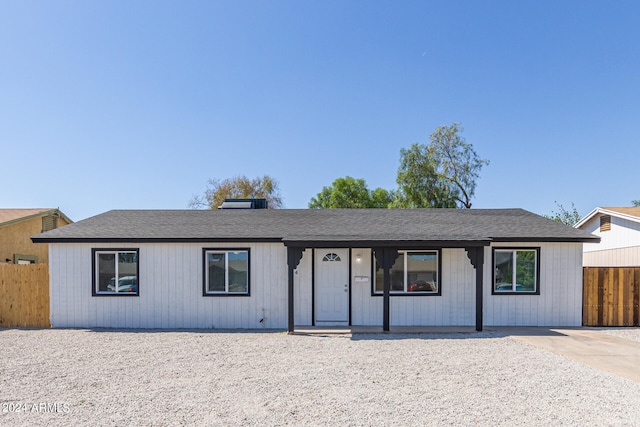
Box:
[0,208,73,229]
[32,208,599,246]
[575,207,640,229]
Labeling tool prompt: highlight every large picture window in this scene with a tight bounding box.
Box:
[374,250,440,295]
[203,249,250,296]
[493,248,540,294]
[92,249,139,296]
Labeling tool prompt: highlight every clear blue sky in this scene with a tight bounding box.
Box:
[2,1,638,222]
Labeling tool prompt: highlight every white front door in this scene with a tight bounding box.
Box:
[315,249,349,324]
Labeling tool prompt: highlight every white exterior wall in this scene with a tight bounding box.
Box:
[49,240,584,329]
[484,242,584,327]
[293,250,313,326]
[49,242,288,329]
[351,244,583,327]
[351,248,476,326]
[351,249,383,325]
[580,215,640,267]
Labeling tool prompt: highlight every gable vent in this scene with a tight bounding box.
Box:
[600,215,611,232]
[42,215,58,232]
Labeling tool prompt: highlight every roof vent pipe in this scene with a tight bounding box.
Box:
[218,198,268,210]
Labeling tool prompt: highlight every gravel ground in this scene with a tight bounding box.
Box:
[599,327,640,344]
[2,328,640,426]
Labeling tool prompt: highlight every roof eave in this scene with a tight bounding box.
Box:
[282,239,492,248]
[1,208,72,230]
[575,207,640,229]
[491,237,601,243]
[31,237,284,244]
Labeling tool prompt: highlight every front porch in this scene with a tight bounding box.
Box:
[286,244,487,333]
[291,325,479,335]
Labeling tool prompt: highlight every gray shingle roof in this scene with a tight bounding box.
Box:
[31,208,599,246]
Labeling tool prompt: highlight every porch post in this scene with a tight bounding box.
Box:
[374,248,399,332]
[466,246,485,332]
[287,247,305,333]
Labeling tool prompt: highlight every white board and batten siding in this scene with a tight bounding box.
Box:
[580,214,640,267]
[351,244,583,327]
[484,242,584,327]
[48,242,288,329]
[293,250,313,326]
[49,241,584,329]
[351,249,476,326]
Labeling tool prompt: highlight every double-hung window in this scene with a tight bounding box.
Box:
[493,248,540,294]
[374,250,440,295]
[203,249,250,296]
[92,249,139,296]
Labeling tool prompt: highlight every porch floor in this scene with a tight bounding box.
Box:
[292,326,477,335]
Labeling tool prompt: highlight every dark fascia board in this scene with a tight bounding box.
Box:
[283,239,492,248]
[33,236,598,245]
[490,236,601,243]
[33,237,493,248]
[31,237,284,244]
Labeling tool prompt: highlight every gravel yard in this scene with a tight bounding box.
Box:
[2,328,640,426]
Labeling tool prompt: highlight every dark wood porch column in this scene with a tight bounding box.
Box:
[374,248,399,332]
[466,246,485,332]
[287,247,305,333]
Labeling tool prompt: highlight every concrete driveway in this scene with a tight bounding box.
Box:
[499,327,640,383]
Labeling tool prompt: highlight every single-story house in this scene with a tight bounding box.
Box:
[575,206,640,267]
[1,208,73,264]
[32,206,598,331]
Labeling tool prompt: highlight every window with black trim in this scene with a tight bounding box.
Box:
[92,249,139,296]
[373,250,440,295]
[203,249,250,296]
[492,248,540,294]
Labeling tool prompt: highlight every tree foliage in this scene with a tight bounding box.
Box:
[632,200,640,207]
[189,175,283,209]
[396,123,489,208]
[308,176,394,209]
[544,201,581,226]
[394,143,458,208]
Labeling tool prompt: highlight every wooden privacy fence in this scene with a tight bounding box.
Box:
[583,267,640,327]
[0,264,50,328]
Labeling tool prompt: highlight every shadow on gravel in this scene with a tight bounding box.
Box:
[350,327,570,341]
[350,332,504,341]
[64,327,286,334]
[1,326,572,340]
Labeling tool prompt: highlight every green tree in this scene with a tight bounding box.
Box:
[632,200,640,207]
[189,175,283,209]
[396,123,489,208]
[545,201,581,226]
[309,176,394,208]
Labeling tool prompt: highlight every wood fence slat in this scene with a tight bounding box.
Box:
[624,268,633,326]
[635,268,640,327]
[0,264,50,328]
[583,267,640,327]
[613,268,621,326]
[583,268,596,326]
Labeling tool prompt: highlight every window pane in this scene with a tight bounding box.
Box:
[117,252,138,293]
[374,263,383,292]
[227,251,248,293]
[390,254,404,291]
[407,252,438,292]
[207,253,226,292]
[515,251,536,291]
[98,253,115,292]
[375,254,405,292]
[494,251,514,291]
